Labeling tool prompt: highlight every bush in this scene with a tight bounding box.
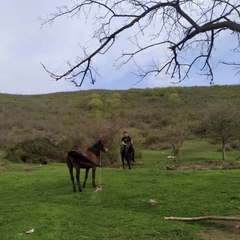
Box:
[133,147,142,161]
[216,144,232,152]
[6,138,64,163]
[230,140,240,149]
[158,142,172,150]
[145,135,161,145]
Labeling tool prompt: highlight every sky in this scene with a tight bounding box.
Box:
[0,1,239,95]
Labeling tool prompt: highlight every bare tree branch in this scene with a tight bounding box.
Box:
[41,0,240,87]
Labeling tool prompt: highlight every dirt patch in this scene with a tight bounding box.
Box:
[0,166,6,172]
[198,221,240,240]
[23,167,36,172]
[0,165,40,172]
[163,161,240,170]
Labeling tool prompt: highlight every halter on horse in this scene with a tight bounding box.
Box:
[66,140,108,192]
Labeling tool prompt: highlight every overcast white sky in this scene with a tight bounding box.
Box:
[0,1,239,95]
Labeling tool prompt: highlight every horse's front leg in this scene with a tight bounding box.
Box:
[126,152,132,170]
[128,159,132,170]
[121,155,126,169]
[120,149,125,169]
[83,168,90,188]
[76,168,82,192]
[121,158,125,169]
[92,167,96,187]
[131,150,135,162]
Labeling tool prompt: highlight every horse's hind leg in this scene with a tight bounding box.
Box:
[69,170,76,192]
[70,169,76,192]
[83,168,90,188]
[67,160,76,192]
[121,155,125,169]
[92,167,96,187]
[76,168,82,192]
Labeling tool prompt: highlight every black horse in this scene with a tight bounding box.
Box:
[121,141,134,169]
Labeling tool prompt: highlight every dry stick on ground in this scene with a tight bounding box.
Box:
[164,216,240,221]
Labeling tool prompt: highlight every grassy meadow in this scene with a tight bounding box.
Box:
[1,143,240,240]
[0,86,239,240]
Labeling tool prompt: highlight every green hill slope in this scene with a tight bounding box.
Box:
[0,85,239,163]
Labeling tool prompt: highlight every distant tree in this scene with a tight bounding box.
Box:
[163,120,190,161]
[105,93,121,112]
[198,101,240,160]
[86,94,103,117]
[164,92,181,109]
[86,95,103,110]
[42,1,240,87]
[86,98,103,110]
[90,93,101,99]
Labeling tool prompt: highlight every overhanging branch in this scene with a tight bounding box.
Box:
[41,0,240,87]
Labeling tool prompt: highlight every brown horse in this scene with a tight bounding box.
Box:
[66,140,108,192]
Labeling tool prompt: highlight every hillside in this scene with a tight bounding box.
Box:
[0,85,239,163]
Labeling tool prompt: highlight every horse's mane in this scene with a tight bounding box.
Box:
[125,141,133,149]
[87,141,102,157]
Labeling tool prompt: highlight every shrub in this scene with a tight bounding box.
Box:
[145,135,161,145]
[230,140,240,149]
[216,144,232,152]
[6,138,64,163]
[158,142,172,150]
[86,98,103,110]
[160,116,175,126]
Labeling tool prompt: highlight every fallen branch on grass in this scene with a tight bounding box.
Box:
[164,216,240,221]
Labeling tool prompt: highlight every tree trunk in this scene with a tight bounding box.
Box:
[222,139,226,160]
[172,144,180,162]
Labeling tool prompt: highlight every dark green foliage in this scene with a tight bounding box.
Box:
[6,138,63,163]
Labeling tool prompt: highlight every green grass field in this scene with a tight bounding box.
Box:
[0,147,240,240]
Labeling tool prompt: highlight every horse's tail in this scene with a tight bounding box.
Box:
[68,151,101,167]
[66,152,73,170]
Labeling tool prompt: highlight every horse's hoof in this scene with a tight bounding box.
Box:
[94,186,102,192]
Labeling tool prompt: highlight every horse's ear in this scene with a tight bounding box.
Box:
[100,137,107,144]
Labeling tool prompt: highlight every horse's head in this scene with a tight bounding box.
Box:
[99,140,108,153]
[125,141,133,151]
[125,141,132,148]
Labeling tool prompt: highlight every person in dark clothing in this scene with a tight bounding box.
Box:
[120,131,135,162]
[121,131,132,146]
